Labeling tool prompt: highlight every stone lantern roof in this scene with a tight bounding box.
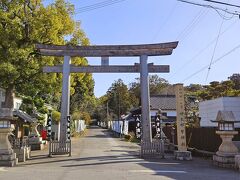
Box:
[211,110,240,123]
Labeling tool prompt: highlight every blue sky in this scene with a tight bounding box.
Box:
[45,0,240,97]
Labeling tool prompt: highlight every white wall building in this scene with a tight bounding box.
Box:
[150,95,177,124]
[199,97,240,128]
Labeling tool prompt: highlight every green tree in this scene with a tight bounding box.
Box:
[228,73,240,90]
[129,74,169,105]
[92,95,108,123]
[106,79,132,119]
[52,110,61,123]
[0,0,93,116]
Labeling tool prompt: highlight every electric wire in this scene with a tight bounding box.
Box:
[205,0,230,82]
[205,8,226,82]
[181,43,240,83]
[75,0,127,14]
[177,0,240,18]
[177,9,208,41]
[169,19,237,79]
[151,2,179,41]
[201,0,240,9]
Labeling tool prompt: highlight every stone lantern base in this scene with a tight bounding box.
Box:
[0,149,18,167]
[213,154,236,168]
[213,131,239,168]
[0,128,18,167]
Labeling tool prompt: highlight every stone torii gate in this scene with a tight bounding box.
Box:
[36,42,178,156]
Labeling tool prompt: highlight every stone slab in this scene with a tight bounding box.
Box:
[0,160,16,167]
[0,154,16,161]
[30,143,44,151]
[174,150,192,161]
[234,155,240,170]
[213,154,235,164]
[13,148,26,162]
[213,154,237,169]
[0,149,14,154]
[0,152,17,167]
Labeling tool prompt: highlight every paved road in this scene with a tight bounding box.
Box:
[0,126,239,180]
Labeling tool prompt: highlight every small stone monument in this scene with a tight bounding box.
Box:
[0,108,18,167]
[211,110,240,168]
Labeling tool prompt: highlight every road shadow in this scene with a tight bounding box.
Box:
[21,154,142,166]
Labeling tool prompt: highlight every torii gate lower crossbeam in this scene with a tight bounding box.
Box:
[36,42,178,156]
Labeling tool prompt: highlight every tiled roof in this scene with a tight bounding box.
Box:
[150,95,176,110]
[13,110,37,123]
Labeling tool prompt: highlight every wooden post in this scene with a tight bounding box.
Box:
[59,56,71,142]
[140,55,152,143]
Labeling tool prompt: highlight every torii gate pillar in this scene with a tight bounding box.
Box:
[140,55,152,143]
[59,56,71,142]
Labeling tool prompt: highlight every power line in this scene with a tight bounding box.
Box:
[177,9,208,41]
[201,0,240,9]
[170,19,237,78]
[177,0,240,18]
[151,2,179,41]
[205,5,226,82]
[181,43,240,83]
[205,0,230,82]
[75,0,127,14]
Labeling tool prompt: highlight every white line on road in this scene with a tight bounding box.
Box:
[129,170,186,173]
[140,162,180,165]
[0,167,7,172]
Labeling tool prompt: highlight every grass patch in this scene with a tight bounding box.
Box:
[72,129,88,138]
[124,131,140,143]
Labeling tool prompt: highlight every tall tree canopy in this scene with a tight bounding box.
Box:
[106,79,133,119]
[0,0,94,113]
[129,74,169,105]
[185,74,240,101]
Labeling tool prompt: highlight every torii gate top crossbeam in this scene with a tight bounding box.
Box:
[36,41,178,57]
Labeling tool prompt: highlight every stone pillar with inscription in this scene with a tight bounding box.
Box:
[174,84,192,160]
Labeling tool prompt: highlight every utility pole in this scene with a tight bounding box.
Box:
[107,101,109,121]
[118,91,120,121]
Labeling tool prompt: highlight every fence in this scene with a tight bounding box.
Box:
[141,140,164,158]
[10,137,29,149]
[163,127,240,154]
[49,140,71,157]
[108,120,129,135]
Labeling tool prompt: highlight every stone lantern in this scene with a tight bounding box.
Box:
[0,108,17,167]
[211,110,240,168]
